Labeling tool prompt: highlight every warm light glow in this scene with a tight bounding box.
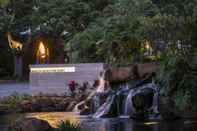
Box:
[38,42,46,58]
[144,121,159,125]
[26,112,80,128]
[30,67,76,73]
[7,32,23,50]
[145,42,150,50]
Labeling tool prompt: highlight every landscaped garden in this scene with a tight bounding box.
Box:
[0,0,197,131]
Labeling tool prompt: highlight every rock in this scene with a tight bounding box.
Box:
[7,118,54,131]
[105,62,159,83]
[105,67,132,83]
[20,96,75,112]
[66,101,77,111]
[80,107,91,115]
[137,62,159,78]
[55,99,70,111]
[159,96,180,120]
[132,88,154,111]
[131,88,154,119]
[20,100,32,112]
[0,104,10,114]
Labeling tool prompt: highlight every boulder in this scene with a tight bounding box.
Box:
[20,100,32,112]
[131,88,154,119]
[80,107,91,115]
[55,99,70,111]
[132,88,154,111]
[137,62,159,78]
[0,104,10,114]
[7,118,54,131]
[66,101,77,111]
[159,96,180,120]
[105,62,159,83]
[105,67,132,82]
[20,97,75,112]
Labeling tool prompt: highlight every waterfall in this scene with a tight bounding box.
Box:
[93,95,116,118]
[124,81,159,117]
[148,81,159,114]
[93,83,129,118]
[73,71,106,114]
[73,90,97,113]
[96,71,106,93]
[73,101,86,113]
[124,89,136,116]
[93,77,160,119]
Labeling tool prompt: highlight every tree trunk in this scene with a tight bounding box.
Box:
[14,55,23,79]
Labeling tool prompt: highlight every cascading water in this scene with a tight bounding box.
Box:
[124,80,159,117]
[93,83,129,118]
[73,67,160,119]
[124,89,135,117]
[73,71,106,114]
[93,77,160,119]
[96,71,106,93]
[93,95,116,118]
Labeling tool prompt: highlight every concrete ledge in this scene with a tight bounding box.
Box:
[29,63,104,94]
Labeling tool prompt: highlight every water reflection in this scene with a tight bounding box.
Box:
[27,112,80,127]
[1,112,197,131]
[80,118,197,131]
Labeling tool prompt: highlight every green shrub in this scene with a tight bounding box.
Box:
[156,47,197,111]
[0,93,32,112]
[57,120,81,131]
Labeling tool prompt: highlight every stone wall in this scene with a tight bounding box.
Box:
[29,63,104,94]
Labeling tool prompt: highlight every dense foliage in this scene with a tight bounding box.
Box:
[0,0,195,64]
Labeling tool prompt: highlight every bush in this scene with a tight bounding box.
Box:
[156,48,197,111]
[0,93,32,112]
[57,120,80,131]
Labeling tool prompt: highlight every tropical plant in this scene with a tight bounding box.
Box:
[57,120,80,131]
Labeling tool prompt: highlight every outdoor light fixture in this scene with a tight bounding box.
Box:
[30,67,75,73]
[36,41,50,64]
[145,41,151,50]
[38,42,46,58]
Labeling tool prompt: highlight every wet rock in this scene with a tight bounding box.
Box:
[55,99,70,111]
[7,118,54,131]
[0,104,10,114]
[66,101,77,111]
[80,107,91,115]
[20,97,76,112]
[132,88,154,111]
[131,88,154,119]
[20,100,32,112]
[159,96,180,120]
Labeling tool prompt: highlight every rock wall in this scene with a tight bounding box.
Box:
[105,62,159,83]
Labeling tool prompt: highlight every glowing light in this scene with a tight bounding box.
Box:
[30,67,76,73]
[144,121,159,125]
[38,42,46,58]
[145,41,150,50]
[7,32,23,51]
[26,112,80,128]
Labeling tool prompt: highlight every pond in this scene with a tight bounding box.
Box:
[0,82,30,97]
[0,112,197,131]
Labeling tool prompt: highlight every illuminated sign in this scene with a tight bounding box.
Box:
[30,67,75,73]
